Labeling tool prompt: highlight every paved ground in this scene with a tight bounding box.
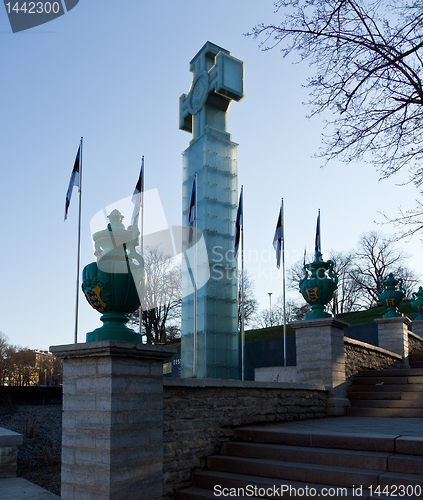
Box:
[0,477,59,499]
[275,416,423,437]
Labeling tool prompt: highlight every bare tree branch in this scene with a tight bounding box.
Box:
[248,0,423,191]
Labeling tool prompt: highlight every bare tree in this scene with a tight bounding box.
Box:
[255,308,275,329]
[238,270,259,331]
[0,333,9,386]
[350,231,418,307]
[129,246,181,344]
[287,259,308,292]
[327,251,361,315]
[5,347,37,386]
[250,0,423,236]
[380,202,423,241]
[255,297,311,328]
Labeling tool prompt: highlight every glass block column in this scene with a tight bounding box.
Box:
[181,133,238,379]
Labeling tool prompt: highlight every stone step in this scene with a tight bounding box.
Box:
[361,369,423,377]
[350,399,423,408]
[207,454,381,488]
[396,436,423,456]
[347,407,423,417]
[234,426,397,452]
[356,376,423,385]
[178,427,423,500]
[175,486,261,500]
[222,441,390,470]
[191,469,360,499]
[350,384,423,392]
[388,454,423,475]
[401,391,423,400]
[379,471,423,495]
[188,470,423,499]
[349,391,423,401]
[348,392,402,400]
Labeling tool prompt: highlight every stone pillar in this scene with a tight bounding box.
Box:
[375,316,411,366]
[50,341,175,500]
[291,318,349,416]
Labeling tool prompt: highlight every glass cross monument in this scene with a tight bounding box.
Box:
[179,41,244,379]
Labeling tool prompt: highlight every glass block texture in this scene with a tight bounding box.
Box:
[181,134,238,379]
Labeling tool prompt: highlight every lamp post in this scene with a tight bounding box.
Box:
[268,292,273,327]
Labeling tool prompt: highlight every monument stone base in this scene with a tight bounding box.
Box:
[254,366,299,383]
[50,341,175,500]
[291,318,350,416]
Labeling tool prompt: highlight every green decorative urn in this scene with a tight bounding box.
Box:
[378,273,405,318]
[299,251,338,320]
[411,286,423,321]
[82,209,147,342]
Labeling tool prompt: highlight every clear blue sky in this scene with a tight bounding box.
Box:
[1,1,421,351]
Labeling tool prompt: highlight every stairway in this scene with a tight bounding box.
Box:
[347,349,423,417]
[175,424,423,499]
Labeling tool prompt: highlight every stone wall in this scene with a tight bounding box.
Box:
[344,337,402,391]
[408,331,423,352]
[162,379,328,499]
[0,427,23,478]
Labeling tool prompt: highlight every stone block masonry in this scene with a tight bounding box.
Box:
[0,427,22,478]
[408,329,423,352]
[344,337,402,391]
[290,318,350,416]
[50,341,175,500]
[375,316,411,363]
[162,379,328,499]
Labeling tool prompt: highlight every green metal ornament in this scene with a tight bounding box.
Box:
[411,286,423,321]
[378,273,405,318]
[299,251,338,320]
[82,209,147,342]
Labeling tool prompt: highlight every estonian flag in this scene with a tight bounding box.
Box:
[273,207,283,269]
[131,157,144,226]
[64,145,80,221]
[188,176,196,246]
[315,210,321,253]
[234,189,243,259]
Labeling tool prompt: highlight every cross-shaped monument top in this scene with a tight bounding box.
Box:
[179,41,244,143]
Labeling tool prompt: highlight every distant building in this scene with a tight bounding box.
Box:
[2,349,62,386]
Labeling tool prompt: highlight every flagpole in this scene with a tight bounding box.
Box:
[193,172,198,378]
[74,137,83,344]
[139,156,144,340]
[281,198,287,367]
[241,185,245,381]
